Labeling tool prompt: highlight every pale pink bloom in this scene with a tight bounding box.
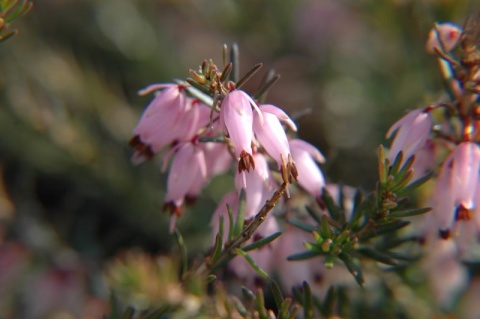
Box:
[169,98,211,143]
[432,159,456,234]
[164,143,207,217]
[200,142,232,178]
[432,142,480,236]
[253,104,297,169]
[141,98,210,155]
[130,84,187,163]
[459,278,480,319]
[425,22,462,54]
[290,139,326,198]
[421,238,467,307]
[234,153,275,217]
[220,90,262,173]
[410,139,436,180]
[386,108,432,165]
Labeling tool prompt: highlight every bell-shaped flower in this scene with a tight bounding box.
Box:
[432,142,480,236]
[290,139,326,198]
[421,238,467,307]
[411,139,436,181]
[200,142,232,178]
[234,153,275,216]
[426,22,462,54]
[386,108,432,165]
[145,98,210,155]
[220,90,263,173]
[164,143,207,217]
[253,104,297,169]
[130,84,187,163]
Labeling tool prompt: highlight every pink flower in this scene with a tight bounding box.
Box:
[220,90,263,173]
[164,143,207,217]
[290,139,326,198]
[253,104,297,169]
[410,139,436,180]
[200,142,232,178]
[421,238,467,306]
[130,84,187,163]
[432,142,480,237]
[234,153,275,216]
[386,108,432,165]
[426,22,462,54]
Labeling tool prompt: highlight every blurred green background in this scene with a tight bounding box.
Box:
[0,0,475,317]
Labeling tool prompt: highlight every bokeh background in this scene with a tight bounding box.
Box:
[0,0,476,318]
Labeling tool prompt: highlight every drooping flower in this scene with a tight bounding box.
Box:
[200,142,232,178]
[253,104,297,169]
[386,108,432,165]
[164,143,207,219]
[234,153,275,215]
[432,142,480,238]
[425,22,462,54]
[129,84,187,163]
[220,90,263,173]
[289,139,326,198]
[421,238,467,307]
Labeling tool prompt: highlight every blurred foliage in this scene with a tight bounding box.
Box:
[0,0,478,318]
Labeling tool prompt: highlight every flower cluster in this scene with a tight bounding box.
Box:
[129,59,326,233]
[386,22,480,257]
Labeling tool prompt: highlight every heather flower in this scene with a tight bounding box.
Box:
[130,84,187,163]
[421,238,467,307]
[253,104,297,169]
[410,139,436,180]
[425,22,462,54]
[200,142,232,178]
[164,143,207,218]
[220,90,263,173]
[386,108,432,165]
[432,142,480,238]
[234,153,275,215]
[289,139,326,198]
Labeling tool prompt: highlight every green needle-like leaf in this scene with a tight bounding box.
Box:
[243,232,282,252]
[389,207,431,218]
[234,249,270,281]
[287,250,320,261]
[357,247,398,265]
[287,218,316,232]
